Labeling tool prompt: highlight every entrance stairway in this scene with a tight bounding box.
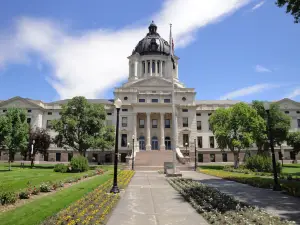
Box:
[132,151,193,171]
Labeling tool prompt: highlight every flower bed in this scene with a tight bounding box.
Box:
[200,168,300,197]
[41,170,135,225]
[168,178,295,225]
[0,167,108,206]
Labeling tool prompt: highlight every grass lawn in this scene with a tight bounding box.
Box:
[0,171,114,225]
[0,162,112,191]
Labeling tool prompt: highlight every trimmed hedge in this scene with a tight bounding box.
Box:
[69,156,89,172]
[53,164,68,173]
[245,155,282,174]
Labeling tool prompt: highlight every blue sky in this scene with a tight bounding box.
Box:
[0,0,299,102]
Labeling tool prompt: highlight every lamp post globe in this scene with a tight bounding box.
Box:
[110,98,122,194]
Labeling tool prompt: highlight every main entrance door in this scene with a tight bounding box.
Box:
[139,136,145,150]
[151,136,159,150]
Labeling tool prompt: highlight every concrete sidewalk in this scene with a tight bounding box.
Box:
[107,171,208,225]
[182,171,300,224]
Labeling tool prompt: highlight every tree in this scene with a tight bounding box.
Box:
[28,127,51,167]
[287,131,300,163]
[0,108,29,170]
[276,0,300,23]
[209,103,265,168]
[252,101,291,154]
[52,96,115,156]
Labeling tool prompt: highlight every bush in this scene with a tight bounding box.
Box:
[245,154,281,173]
[69,156,89,172]
[32,186,40,195]
[19,191,30,199]
[40,183,51,192]
[53,163,68,173]
[0,190,17,205]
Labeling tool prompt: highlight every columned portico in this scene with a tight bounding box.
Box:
[160,113,165,150]
[146,112,151,150]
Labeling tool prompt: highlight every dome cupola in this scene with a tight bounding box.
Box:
[132,21,171,56]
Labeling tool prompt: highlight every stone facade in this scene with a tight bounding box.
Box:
[1,23,300,163]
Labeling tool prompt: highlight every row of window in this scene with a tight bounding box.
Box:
[142,60,165,74]
[138,97,187,103]
[122,117,171,128]
[2,109,60,115]
[198,153,227,162]
[285,111,300,114]
[197,121,212,130]
[197,136,215,148]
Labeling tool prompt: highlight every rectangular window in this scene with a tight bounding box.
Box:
[139,119,145,128]
[68,153,73,162]
[121,134,127,147]
[208,113,212,116]
[147,61,150,73]
[152,99,158,103]
[142,61,145,74]
[285,111,289,114]
[198,153,203,162]
[197,136,203,148]
[46,120,52,129]
[56,153,61,162]
[164,99,171,103]
[139,99,145,103]
[27,118,31,124]
[107,112,112,115]
[196,113,201,116]
[209,122,212,131]
[182,109,188,112]
[122,108,128,112]
[165,119,171,128]
[152,119,158,128]
[27,109,32,113]
[3,109,7,112]
[209,136,215,148]
[210,154,215,162]
[297,111,300,114]
[183,117,188,127]
[59,112,62,115]
[298,119,300,128]
[222,153,228,162]
[197,121,202,130]
[48,112,52,115]
[183,134,189,147]
[122,117,127,127]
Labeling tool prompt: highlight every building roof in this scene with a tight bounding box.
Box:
[132,21,171,56]
[48,99,114,105]
[195,100,241,105]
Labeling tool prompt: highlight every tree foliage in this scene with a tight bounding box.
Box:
[276,0,300,23]
[252,101,291,154]
[287,131,300,162]
[52,96,115,156]
[209,102,265,168]
[0,108,29,170]
[27,127,51,167]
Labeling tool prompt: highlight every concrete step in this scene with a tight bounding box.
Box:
[124,165,195,171]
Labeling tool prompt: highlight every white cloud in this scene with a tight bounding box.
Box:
[219,83,279,100]
[287,88,300,99]
[255,64,272,73]
[0,0,251,99]
[251,1,265,11]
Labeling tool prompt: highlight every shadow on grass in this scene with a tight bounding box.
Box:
[283,164,300,168]
[199,165,224,170]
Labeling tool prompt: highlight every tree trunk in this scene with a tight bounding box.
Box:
[8,153,11,171]
[233,152,239,169]
[31,156,34,168]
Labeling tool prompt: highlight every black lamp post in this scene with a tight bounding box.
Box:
[132,135,135,171]
[110,98,122,194]
[263,102,281,191]
[194,139,197,171]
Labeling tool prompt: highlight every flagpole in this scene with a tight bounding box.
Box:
[170,23,177,174]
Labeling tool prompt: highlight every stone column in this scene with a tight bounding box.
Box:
[134,61,138,79]
[160,113,165,150]
[150,60,153,76]
[159,60,162,77]
[146,112,151,150]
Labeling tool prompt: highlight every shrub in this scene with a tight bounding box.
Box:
[19,191,30,199]
[69,156,89,172]
[0,188,17,205]
[53,163,67,173]
[40,183,51,192]
[245,154,281,173]
[32,187,40,195]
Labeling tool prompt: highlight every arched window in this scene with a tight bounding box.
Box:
[139,136,145,150]
[147,61,150,73]
[151,136,159,150]
[157,61,160,73]
[152,60,155,73]
[162,61,165,76]
[142,61,145,74]
[165,137,171,150]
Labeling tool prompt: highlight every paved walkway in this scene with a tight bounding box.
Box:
[182,171,300,224]
[107,171,208,225]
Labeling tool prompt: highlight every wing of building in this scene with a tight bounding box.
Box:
[1,22,300,164]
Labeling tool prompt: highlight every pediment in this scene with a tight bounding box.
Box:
[275,98,300,110]
[0,97,42,109]
[126,77,173,88]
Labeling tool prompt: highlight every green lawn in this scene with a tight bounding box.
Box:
[0,162,112,191]
[0,172,114,225]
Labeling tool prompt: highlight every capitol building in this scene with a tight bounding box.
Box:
[0,22,300,165]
